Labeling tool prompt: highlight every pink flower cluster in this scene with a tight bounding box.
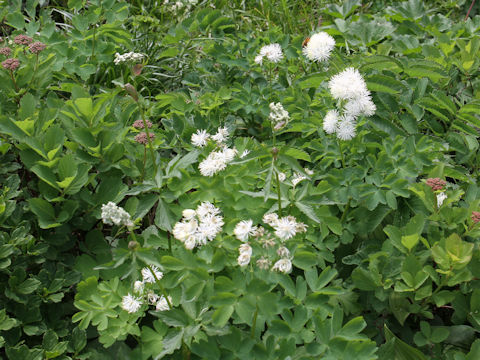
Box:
[2,58,20,71]
[132,119,153,129]
[135,132,155,145]
[425,178,446,191]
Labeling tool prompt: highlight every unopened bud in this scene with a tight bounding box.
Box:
[271,147,279,158]
[128,240,139,250]
[125,83,138,102]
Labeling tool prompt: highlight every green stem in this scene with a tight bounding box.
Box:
[340,198,351,224]
[9,70,19,92]
[139,105,158,179]
[141,146,146,182]
[91,25,96,58]
[167,232,172,253]
[275,170,283,217]
[337,138,345,168]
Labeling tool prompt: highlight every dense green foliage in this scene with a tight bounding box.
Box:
[1,0,480,359]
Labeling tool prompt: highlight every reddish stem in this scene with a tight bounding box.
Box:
[465,0,476,21]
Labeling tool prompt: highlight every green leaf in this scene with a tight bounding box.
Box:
[154,198,175,231]
[384,325,428,360]
[212,305,234,327]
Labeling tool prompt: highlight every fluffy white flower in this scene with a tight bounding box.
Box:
[258,43,283,63]
[234,220,257,242]
[278,172,286,182]
[184,237,196,250]
[221,147,238,162]
[277,246,290,258]
[344,94,376,117]
[323,109,339,134]
[191,129,210,147]
[437,192,447,207]
[239,243,253,257]
[211,127,229,143]
[122,293,142,313]
[133,281,144,294]
[272,258,292,273]
[273,216,298,240]
[199,152,227,176]
[263,213,279,226]
[328,67,369,101]
[254,54,263,65]
[182,209,196,220]
[155,295,172,311]
[141,266,163,283]
[101,202,133,227]
[114,52,145,65]
[292,173,306,187]
[336,116,357,141]
[304,168,314,176]
[237,253,251,267]
[269,102,289,130]
[302,32,335,62]
[173,202,223,249]
[196,201,221,219]
[147,291,160,305]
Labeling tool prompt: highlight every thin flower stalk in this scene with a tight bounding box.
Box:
[139,105,158,178]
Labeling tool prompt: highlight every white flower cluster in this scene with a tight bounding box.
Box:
[237,243,252,267]
[437,192,447,207]
[262,213,307,241]
[101,202,133,227]
[192,127,239,177]
[173,202,224,249]
[234,219,258,242]
[269,102,290,130]
[114,52,145,65]
[191,126,229,147]
[324,67,376,140]
[302,32,335,62]
[121,266,172,313]
[163,0,198,14]
[272,258,292,274]
[255,43,283,65]
[291,172,307,187]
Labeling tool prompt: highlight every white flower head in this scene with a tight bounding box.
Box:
[239,243,253,257]
[336,115,357,141]
[272,258,292,273]
[278,172,286,182]
[147,291,160,305]
[258,43,283,63]
[254,54,263,65]
[234,220,258,242]
[182,209,196,220]
[277,246,290,258]
[133,281,144,294]
[155,295,172,311]
[122,293,142,313]
[344,94,376,118]
[256,256,271,270]
[304,168,314,176]
[141,266,163,283]
[211,126,229,144]
[237,252,251,267]
[273,216,298,241]
[114,52,145,65]
[323,109,339,134]
[173,202,223,250]
[101,202,133,227]
[291,173,307,187]
[269,102,290,130]
[263,213,279,226]
[328,67,369,101]
[191,129,210,147]
[437,192,447,207]
[302,32,335,62]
